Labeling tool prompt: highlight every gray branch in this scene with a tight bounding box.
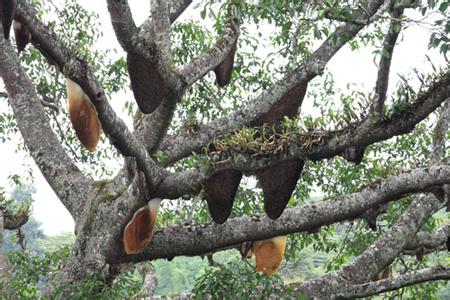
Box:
[131,4,241,156]
[339,266,450,298]
[107,0,184,155]
[150,0,171,60]
[208,72,449,172]
[293,193,444,298]
[129,0,179,153]
[15,0,170,192]
[133,3,240,153]
[323,12,368,26]
[0,31,91,219]
[154,75,449,199]
[111,165,450,263]
[340,194,443,284]
[133,103,178,153]
[158,1,387,164]
[432,99,449,164]
[106,0,183,102]
[371,9,403,116]
[405,224,450,250]
[106,0,138,51]
[177,3,241,86]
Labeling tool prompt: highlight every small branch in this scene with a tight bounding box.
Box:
[404,224,450,251]
[370,9,403,116]
[177,3,241,86]
[403,246,446,257]
[16,228,26,251]
[206,254,215,266]
[49,110,80,160]
[40,99,59,112]
[432,99,449,164]
[339,266,450,298]
[393,0,421,10]
[323,12,368,26]
[184,196,200,225]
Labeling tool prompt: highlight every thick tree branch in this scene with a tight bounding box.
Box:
[154,74,449,198]
[133,103,178,153]
[107,0,184,155]
[132,3,240,152]
[14,0,171,192]
[293,193,444,298]
[340,194,443,283]
[211,71,449,172]
[132,3,241,154]
[158,0,386,164]
[432,99,449,209]
[339,266,450,298]
[126,0,178,153]
[177,3,241,86]
[150,0,171,60]
[106,0,138,51]
[0,33,90,218]
[112,165,450,263]
[106,0,183,104]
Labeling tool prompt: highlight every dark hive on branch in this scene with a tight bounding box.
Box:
[204,169,243,224]
[0,0,15,40]
[127,52,169,114]
[13,20,31,53]
[213,40,237,87]
[204,51,309,223]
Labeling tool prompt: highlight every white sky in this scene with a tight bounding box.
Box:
[0,2,446,235]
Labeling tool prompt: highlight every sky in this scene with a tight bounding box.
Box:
[0,2,446,235]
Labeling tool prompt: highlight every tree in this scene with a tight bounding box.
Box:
[0,0,449,298]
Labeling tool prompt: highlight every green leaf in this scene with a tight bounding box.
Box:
[438,2,449,12]
[200,8,206,19]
